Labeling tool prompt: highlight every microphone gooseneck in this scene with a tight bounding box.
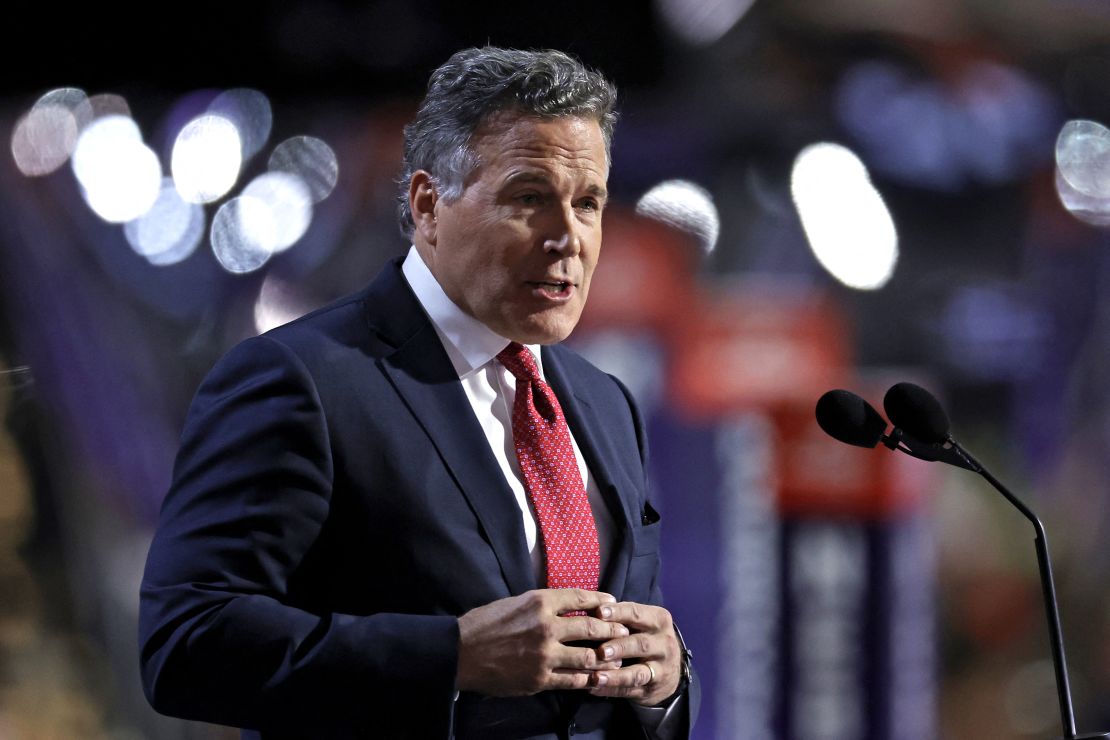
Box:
[945,440,1080,739]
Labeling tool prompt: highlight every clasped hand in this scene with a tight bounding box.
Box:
[457,589,681,706]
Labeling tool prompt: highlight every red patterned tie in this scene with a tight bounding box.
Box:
[497,342,600,600]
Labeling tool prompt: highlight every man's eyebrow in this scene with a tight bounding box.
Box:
[501,171,553,188]
[585,183,609,202]
[500,171,609,201]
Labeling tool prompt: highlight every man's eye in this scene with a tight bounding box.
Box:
[518,193,542,206]
[577,198,600,212]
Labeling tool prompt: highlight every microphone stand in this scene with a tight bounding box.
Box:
[814,385,1110,737]
[943,438,1109,740]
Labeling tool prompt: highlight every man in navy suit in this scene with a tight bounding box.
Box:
[140,47,695,739]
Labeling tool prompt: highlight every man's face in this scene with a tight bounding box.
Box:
[417,114,608,345]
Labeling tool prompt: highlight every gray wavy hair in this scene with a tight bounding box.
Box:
[397,46,618,239]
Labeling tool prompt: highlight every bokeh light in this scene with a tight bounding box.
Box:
[123,178,206,266]
[654,0,755,45]
[240,172,313,253]
[88,93,132,121]
[791,142,898,290]
[37,87,94,130]
[1055,119,1110,199]
[836,60,1055,191]
[635,179,720,255]
[1055,167,1110,227]
[171,114,243,204]
[211,197,275,274]
[11,104,79,177]
[268,136,339,203]
[936,283,1049,381]
[71,115,161,223]
[208,89,272,161]
[253,273,313,334]
[9,87,103,176]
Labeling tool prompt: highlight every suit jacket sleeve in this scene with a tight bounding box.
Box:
[138,335,459,737]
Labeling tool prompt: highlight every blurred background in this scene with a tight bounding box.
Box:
[4,0,1110,737]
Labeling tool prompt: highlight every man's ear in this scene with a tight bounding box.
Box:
[409,171,439,246]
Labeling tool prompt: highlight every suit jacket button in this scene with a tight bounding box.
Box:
[568,721,578,735]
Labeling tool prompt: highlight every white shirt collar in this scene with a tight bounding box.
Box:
[401,245,544,379]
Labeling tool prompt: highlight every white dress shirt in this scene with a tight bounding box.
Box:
[401,246,615,585]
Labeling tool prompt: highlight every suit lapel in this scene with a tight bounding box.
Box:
[361,261,638,601]
[542,347,636,602]
[367,262,535,597]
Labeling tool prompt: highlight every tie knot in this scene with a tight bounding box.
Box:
[496,342,541,382]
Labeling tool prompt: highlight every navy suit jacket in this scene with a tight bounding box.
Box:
[139,259,692,739]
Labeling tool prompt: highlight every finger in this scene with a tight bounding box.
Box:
[545,588,616,616]
[597,601,671,632]
[586,663,655,696]
[591,661,681,704]
[556,615,630,644]
[550,644,623,672]
[546,668,597,691]
[597,631,663,662]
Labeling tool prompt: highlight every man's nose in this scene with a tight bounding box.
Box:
[542,205,581,255]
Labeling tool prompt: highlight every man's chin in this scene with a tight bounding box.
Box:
[510,329,575,346]
[503,313,581,346]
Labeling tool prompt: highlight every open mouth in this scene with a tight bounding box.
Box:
[536,281,570,294]
[528,280,575,299]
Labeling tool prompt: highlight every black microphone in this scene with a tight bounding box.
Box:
[815,387,977,470]
[820,383,1109,740]
[883,382,950,445]
[815,389,888,448]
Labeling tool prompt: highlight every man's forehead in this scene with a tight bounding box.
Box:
[470,114,608,178]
